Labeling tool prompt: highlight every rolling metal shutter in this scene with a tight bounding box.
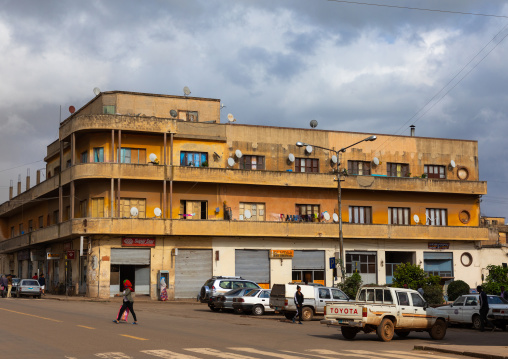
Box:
[175,249,212,298]
[111,249,150,265]
[235,249,270,283]
[292,250,325,270]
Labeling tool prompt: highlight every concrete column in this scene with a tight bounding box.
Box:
[9,180,13,199]
[36,170,41,185]
[111,130,115,162]
[71,133,75,165]
[26,169,30,191]
[17,175,21,196]
[110,178,114,218]
[70,181,75,219]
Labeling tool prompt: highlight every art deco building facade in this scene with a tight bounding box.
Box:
[0,91,495,299]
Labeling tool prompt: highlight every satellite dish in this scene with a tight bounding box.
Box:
[183,86,191,96]
[149,153,157,162]
[130,207,139,217]
[288,153,295,163]
[244,209,252,219]
[235,150,243,158]
[305,145,313,154]
[324,212,331,221]
[227,157,235,167]
[221,103,226,109]
[69,106,76,114]
[154,208,162,217]
[413,214,420,224]
[373,157,380,166]
[310,120,318,128]
[331,155,338,164]
[450,160,456,168]
[227,113,236,122]
[170,109,177,118]
[333,213,339,222]
[93,87,101,96]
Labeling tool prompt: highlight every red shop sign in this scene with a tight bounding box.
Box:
[122,237,156,247]
[66,250,76,260]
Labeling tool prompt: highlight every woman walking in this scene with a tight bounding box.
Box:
[113,279,138,325]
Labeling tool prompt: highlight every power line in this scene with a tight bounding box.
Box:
[0,160,44,174]
[325,0,508,18]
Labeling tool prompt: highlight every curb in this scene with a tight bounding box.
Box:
[414,345,508,359]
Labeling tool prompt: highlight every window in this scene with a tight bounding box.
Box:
[119,148,146,164]
[66,160,71,168]
[411,293,425,307]
[79,200,88,218]
[65,206,70,221]
[387,163,409,177]
[239,203,265,221]
[180,152,208,167]
[103,105,116,114]
[10,226,14,238]
[93,147,104,163]
[465,296,478,306]
[81,151,88,164]
[426,208,447,226]
[295,158,318,173]
[296,204,320,222]
[349,206,372,224]
[318,288,331,299]
[397,292,410,306]
[28,220,33,232]
[384,289,393,303]
[91,198,105,218]
[180,200,207,219]
[120,198,146,218]
[346,252,376,274]
[38,216,43,229]
[348,161,371,175]
[332,289,348,300]
[240,155,265,170]
[388,207,410,225]
[19,223,23,234]
[54,166,61,175]
[178,110,199,122]
[424,165,445,179]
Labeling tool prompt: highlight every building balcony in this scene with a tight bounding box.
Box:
[0,219,490,253]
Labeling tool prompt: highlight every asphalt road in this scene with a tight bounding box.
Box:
[0,297,505,359]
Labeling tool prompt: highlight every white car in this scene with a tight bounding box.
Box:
[430,294,508,330]
[232,289,275,316]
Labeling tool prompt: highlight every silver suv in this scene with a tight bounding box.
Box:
[199,276,260,311]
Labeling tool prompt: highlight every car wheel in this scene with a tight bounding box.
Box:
[252,305,264,316]
[376,318,394,342]
[341,326,358,340]
[302,307,313,321]
[284,312,294,320]
[429,319,447,340]
[472,314,481,330]
[395,330,410,338]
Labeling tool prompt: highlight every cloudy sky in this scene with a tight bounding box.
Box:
[1,0,507,218]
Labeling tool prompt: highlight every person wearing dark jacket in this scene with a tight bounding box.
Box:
[293,285,304,324]
[113,279,138,325]
[477,285,493,332]
[38,273,46,296]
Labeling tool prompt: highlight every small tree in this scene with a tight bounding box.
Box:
[482,264,508,295]
[338,272,363,299]
[422,284,444,306]
[447,280,470,301]
[392,263,440,290]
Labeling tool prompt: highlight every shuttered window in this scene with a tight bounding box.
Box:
[118,148,147,164]
[240,156,265,170]
[387,163,409,177]
[91,198,105,218]
[180,200,207,219]
[426,208,447,226]
[295,158,319,173]
[348,161,371,175]
[120,198,146,218]
[349,206,372,224]
[424,165,446,179]
[388,207,410,225]
[239,203,265,221]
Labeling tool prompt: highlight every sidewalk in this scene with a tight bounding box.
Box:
[415,344,508,359]
[41,293,199,304]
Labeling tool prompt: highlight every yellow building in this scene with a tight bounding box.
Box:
[0,91,495,299]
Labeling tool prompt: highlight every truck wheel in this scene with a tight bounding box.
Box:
[302,307,313,321]
[284,312,294,320]
[395,330,410,338]
[376,318,394,342]
[472,314,481,330]
[252,305,264,316]
[429,319,447,340]
[341,326,358,340]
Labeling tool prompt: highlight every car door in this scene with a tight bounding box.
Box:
[317,288,332,312]
[259,290,271,310]
[410,292,430,328]
[463,296,479,323]
[445,296,466,323]
[395,291,414,327]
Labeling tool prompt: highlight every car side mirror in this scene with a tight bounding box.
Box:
[423,302,429,309]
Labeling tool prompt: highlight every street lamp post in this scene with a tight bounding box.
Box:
[296,135,376,283]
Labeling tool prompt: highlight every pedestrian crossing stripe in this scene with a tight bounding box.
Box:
[141,350,200,359]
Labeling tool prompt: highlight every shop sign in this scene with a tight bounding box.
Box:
[428,243,449,250]
[47,253,60,260]
[122,237,156,247]
[66,250,76,260]
[18,250,30,261]
[30,249,46,261]
[269,250,294,258]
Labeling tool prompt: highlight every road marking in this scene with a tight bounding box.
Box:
[0,307,63,322]
[230,347,300,358]
[77,325,95,329]
[95,353,133,358]
[298,349,385,358]
[185,348,253,358]
[141,349,200,358]
[119,334,149,341]
[385,351,457,359]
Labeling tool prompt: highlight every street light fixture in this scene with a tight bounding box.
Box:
[296,135,377,283]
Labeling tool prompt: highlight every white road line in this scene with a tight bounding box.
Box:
[384,350,457,359]
[296,349,386,359]
[230,347,301,358]
[95,353,133,359]
[185,348,254,358]
[141,350,200,359]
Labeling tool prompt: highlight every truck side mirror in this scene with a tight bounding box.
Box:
[423,302,428,309]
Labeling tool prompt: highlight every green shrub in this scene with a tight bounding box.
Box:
[338,272,363,299]
[482,264,508,295]
[447,280,470,301]
[422,284,444,306]
[392,263,440,290]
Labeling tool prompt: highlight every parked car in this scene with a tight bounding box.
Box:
[16,279,42,298]
[232,289,274,316]
[198,276,261,311]
[11,277,20,295]
[429,294,508,330]
[270,283,350,321]
[212,287,257,312]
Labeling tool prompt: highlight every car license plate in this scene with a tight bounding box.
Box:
[338,319,351,324]
[28,287,33,289]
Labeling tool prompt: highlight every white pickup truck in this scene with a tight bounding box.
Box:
[321,286,448,342]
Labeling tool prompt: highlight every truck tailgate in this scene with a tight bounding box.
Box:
[325,303,364,321]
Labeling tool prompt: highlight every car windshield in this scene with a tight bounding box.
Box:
[224,288,243,296]
[22,280,39,286]
[488,296,508,305]
[12,278,20,284]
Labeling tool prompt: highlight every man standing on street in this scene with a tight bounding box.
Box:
[293,285,304,324]
[38,273,46,296]
[477,285,493,332]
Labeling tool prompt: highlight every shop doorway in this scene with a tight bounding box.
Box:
[385,251,415,284]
